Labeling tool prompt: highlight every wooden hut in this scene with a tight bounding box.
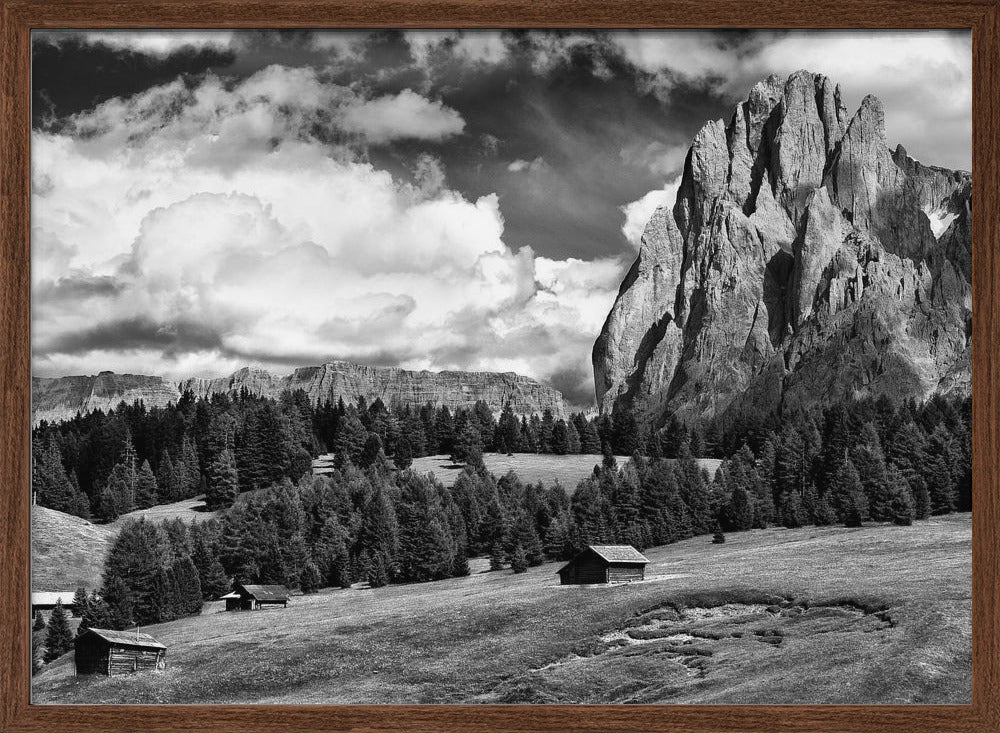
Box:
[74,628,166,676]
[222,583,290,611]
[557,545,649,585]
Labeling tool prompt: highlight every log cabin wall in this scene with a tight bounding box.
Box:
[607,565,644,583]
[107,645,166,675]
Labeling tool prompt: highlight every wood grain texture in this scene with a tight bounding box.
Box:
[2,1,997,731]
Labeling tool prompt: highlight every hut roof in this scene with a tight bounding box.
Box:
[31,591,79,606]
[239,584,289,602]
[557,545,650,575]
[587,545,649,564]
[80,628,166,650]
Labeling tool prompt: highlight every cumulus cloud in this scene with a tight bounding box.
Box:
[620,176,682,250]
[31,64,622,405]
[340,89,465,143]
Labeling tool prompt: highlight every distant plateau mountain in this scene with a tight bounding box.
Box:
[31,362,568,426]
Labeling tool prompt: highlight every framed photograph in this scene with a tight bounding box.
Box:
[2,1,998,731]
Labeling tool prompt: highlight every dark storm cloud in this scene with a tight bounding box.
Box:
[31,34,235,127]
[366,32,732,260]
[547,364,597,409]
[33,274,121,303]
[40,317,223,356]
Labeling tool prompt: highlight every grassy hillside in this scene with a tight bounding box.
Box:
[32,494,218,592]
[406,453,722,490]
[31,506,114,591]
[111,495,218,528]
[33,514,971,705]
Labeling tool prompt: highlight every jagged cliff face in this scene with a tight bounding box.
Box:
[179,362,568,418]
[32,362,567,425]
[594,71,971,429]
[32,372,181,426]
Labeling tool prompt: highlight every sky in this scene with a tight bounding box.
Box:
[30,29,971,408]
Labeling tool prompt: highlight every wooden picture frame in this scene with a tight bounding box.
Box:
[2,1,997,731]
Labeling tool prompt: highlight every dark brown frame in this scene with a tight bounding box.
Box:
[2,1,997,731]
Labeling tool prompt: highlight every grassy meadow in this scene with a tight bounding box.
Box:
[32,513,971,705]
[404,453,722,490]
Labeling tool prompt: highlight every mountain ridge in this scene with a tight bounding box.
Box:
[32,362,568,426]
[594,70,971,430]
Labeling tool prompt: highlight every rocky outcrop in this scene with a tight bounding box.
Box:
[32,372,181,426]
[180,362,568,418]
[594,70,971,429]
[32,363,568,425]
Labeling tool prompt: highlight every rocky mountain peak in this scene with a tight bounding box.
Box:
[595,70,971,430]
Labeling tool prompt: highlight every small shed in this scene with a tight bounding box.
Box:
[31,591,79,618]
[223,583,290,611]
[557,545,649,585]
[74,628,166,676]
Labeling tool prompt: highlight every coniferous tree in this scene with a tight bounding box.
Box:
[777,488,807,529]
[299,561,322,594]
[205,449,240,510]
[912,475,932,520]
[489,542,505,571]
[43,600,74,663]
[393,437,413,470]
[510,544,529,573]
[497,403,521,453]
[852,423,893,522]
[33,437,83,515]
[71,587,87,618]
[543,511,574,560]
[315,513,351,588]
[831,458,868,527]
[886,466,916,526]
[179,435,201,498]
[434,407,456,455]
[508,511,544,567]
[551,420,570,455]
[364,550,390,588]
[357,484,399,576]
[100,518,172,627]
[134,459,159,509]
[927,454,957,515]
[76,590,111,636]
[359,433,384,469]
[156,450,178,503]
[396,473,455,582]
[33,611,45,632]
[334,409,368,467]
[578,418,601,454]
[450,425,483,465]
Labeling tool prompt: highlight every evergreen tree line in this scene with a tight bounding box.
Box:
[709,393,972,528]
[33,389,629,521]
[32,390,319,521]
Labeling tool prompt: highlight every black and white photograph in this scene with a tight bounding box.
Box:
[28,29,971,704]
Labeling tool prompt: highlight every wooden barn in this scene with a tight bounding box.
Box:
[221,583,290,611]
[74,628,166,676]
[557,545,650,585]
